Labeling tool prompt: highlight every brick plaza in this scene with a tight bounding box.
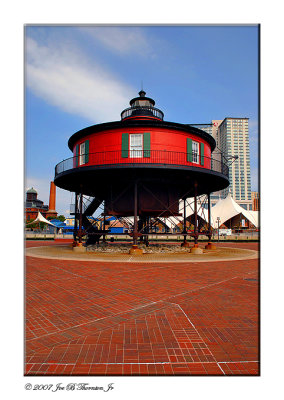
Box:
[25,241,259,376]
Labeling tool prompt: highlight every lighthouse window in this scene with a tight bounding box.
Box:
[76,140,89,166]
[79,142,86,165]
[192,141,199,164]
[130,134,143,158]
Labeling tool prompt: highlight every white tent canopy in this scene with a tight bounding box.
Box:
[179,196,209,222]
[156,216,183,230]
[211,193,259,229]
[26,212,57,227]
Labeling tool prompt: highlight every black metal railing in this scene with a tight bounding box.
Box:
[55,150,229,178]
[121,106,164,120]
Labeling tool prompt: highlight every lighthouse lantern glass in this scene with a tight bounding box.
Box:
[133,99,151,107]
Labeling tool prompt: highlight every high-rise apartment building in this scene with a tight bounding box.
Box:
[191,117,252,210]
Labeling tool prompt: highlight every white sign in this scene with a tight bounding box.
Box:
[219,229,232,236]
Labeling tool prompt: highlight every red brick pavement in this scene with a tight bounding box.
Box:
[25,241,259,376]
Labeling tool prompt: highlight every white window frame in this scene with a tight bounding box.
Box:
[129,134,143,158]
[79,142,86,165]
[192,141,199,164]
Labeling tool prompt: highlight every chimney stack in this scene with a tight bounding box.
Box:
[48,181,56,212]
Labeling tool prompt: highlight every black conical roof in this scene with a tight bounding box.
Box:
[129,90,155,106]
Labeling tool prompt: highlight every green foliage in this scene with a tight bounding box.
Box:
[25,219,46,230]
[46,214,65,222]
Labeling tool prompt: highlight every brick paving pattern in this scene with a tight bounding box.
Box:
[25,241,259,376]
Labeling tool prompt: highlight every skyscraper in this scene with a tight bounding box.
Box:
[191,118,252,210]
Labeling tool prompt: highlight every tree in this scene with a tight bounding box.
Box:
[25,219,46,230]
[46,215,65,222]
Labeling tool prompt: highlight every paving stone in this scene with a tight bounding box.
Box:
[25,240,259,376]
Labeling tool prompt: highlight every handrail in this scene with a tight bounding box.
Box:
[121,105,164,120]
[55,150,229,178]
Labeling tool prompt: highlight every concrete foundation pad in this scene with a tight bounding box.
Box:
[26,244,258,263]
[190,247,203,254]
[129,246,143,255]
[205,243,217,250]
[73,245,86,253]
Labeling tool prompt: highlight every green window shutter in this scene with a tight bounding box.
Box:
[143,132,151,157]
[85,140,89,163]
[75,144,79,167]
[121,133,129,158]
[187,138,192,162]
[200,142,204,166]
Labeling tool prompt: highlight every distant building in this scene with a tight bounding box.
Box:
[65,216,75,226]
[25,183,58,222]
[251,191,259,211]
[218,118,251,207]
[191,117,253,210]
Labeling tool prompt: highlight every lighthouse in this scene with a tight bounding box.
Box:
[54,90,229,251]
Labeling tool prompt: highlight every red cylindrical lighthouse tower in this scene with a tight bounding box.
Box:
[54,90,229,250]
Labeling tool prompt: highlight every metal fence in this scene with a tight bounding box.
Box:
[55,150,229,178]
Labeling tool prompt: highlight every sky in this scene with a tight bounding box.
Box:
[25,25,259,216]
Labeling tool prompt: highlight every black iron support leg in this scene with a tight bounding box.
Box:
[205,192,216,250]
[103,211,106,243]
[78,190,83,244]
[133,181,138,246]
[207,192,212,242]
[129,180,143,255]
[181,198,189,247]
[194,181,198,246]
[73,192,78,246]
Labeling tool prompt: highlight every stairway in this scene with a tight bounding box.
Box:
[81,197,107,245]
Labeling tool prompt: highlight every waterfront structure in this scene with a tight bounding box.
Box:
[54,90,230,251]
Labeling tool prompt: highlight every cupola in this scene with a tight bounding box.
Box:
[26,187,38,201]
[121,90,164,121]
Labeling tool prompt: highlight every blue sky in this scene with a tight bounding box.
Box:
[25,25,259,216]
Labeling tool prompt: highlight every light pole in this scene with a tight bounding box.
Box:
[217,217,220,242]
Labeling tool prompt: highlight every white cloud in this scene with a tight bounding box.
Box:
[81,26,154,57]
[25,37,134,122]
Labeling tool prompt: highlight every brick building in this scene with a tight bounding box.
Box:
[25,183,58,222]
[251,191,259,211]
